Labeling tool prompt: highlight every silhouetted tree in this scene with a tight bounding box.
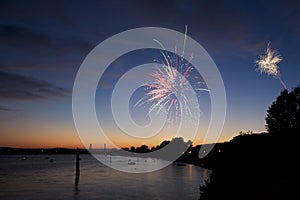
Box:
[159,140,170,149]
[139,144,149,153]
[130,146,135,152]
[266,86,300,134]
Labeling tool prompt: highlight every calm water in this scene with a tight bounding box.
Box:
[0,154,210,199]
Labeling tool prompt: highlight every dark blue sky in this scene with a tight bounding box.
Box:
[1,0,299,148]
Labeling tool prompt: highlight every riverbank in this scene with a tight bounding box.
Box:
[0,147,89,155]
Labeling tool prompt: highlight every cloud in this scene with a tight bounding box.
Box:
[0,23,93,52]
[242,41,267,55]
[0,24,51,46]
[0,71,69,101]
[0,105,15,111]
[0,23,93,73]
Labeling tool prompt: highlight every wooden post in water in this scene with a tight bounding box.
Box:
[75,148,80,186]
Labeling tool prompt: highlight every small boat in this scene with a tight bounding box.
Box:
[128,161,136,165]
[21,157,26,160]
[49,158,54,163]
[176,163,186,167]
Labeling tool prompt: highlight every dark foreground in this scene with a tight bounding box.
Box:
[199,132,300,200]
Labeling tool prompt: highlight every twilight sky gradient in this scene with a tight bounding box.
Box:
[0,0,299,148]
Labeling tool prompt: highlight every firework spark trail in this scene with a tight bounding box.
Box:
[255,42,287,90]
[135,26,209,121]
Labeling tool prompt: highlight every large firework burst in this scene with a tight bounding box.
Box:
[136,27,208,121]
[255,42,287,90]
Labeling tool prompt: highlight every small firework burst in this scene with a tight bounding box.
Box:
[255,42,287,90]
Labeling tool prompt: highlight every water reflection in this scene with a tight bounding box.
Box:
[73,185,79,200]
[188,164,193,181]
[203,169,209,180]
